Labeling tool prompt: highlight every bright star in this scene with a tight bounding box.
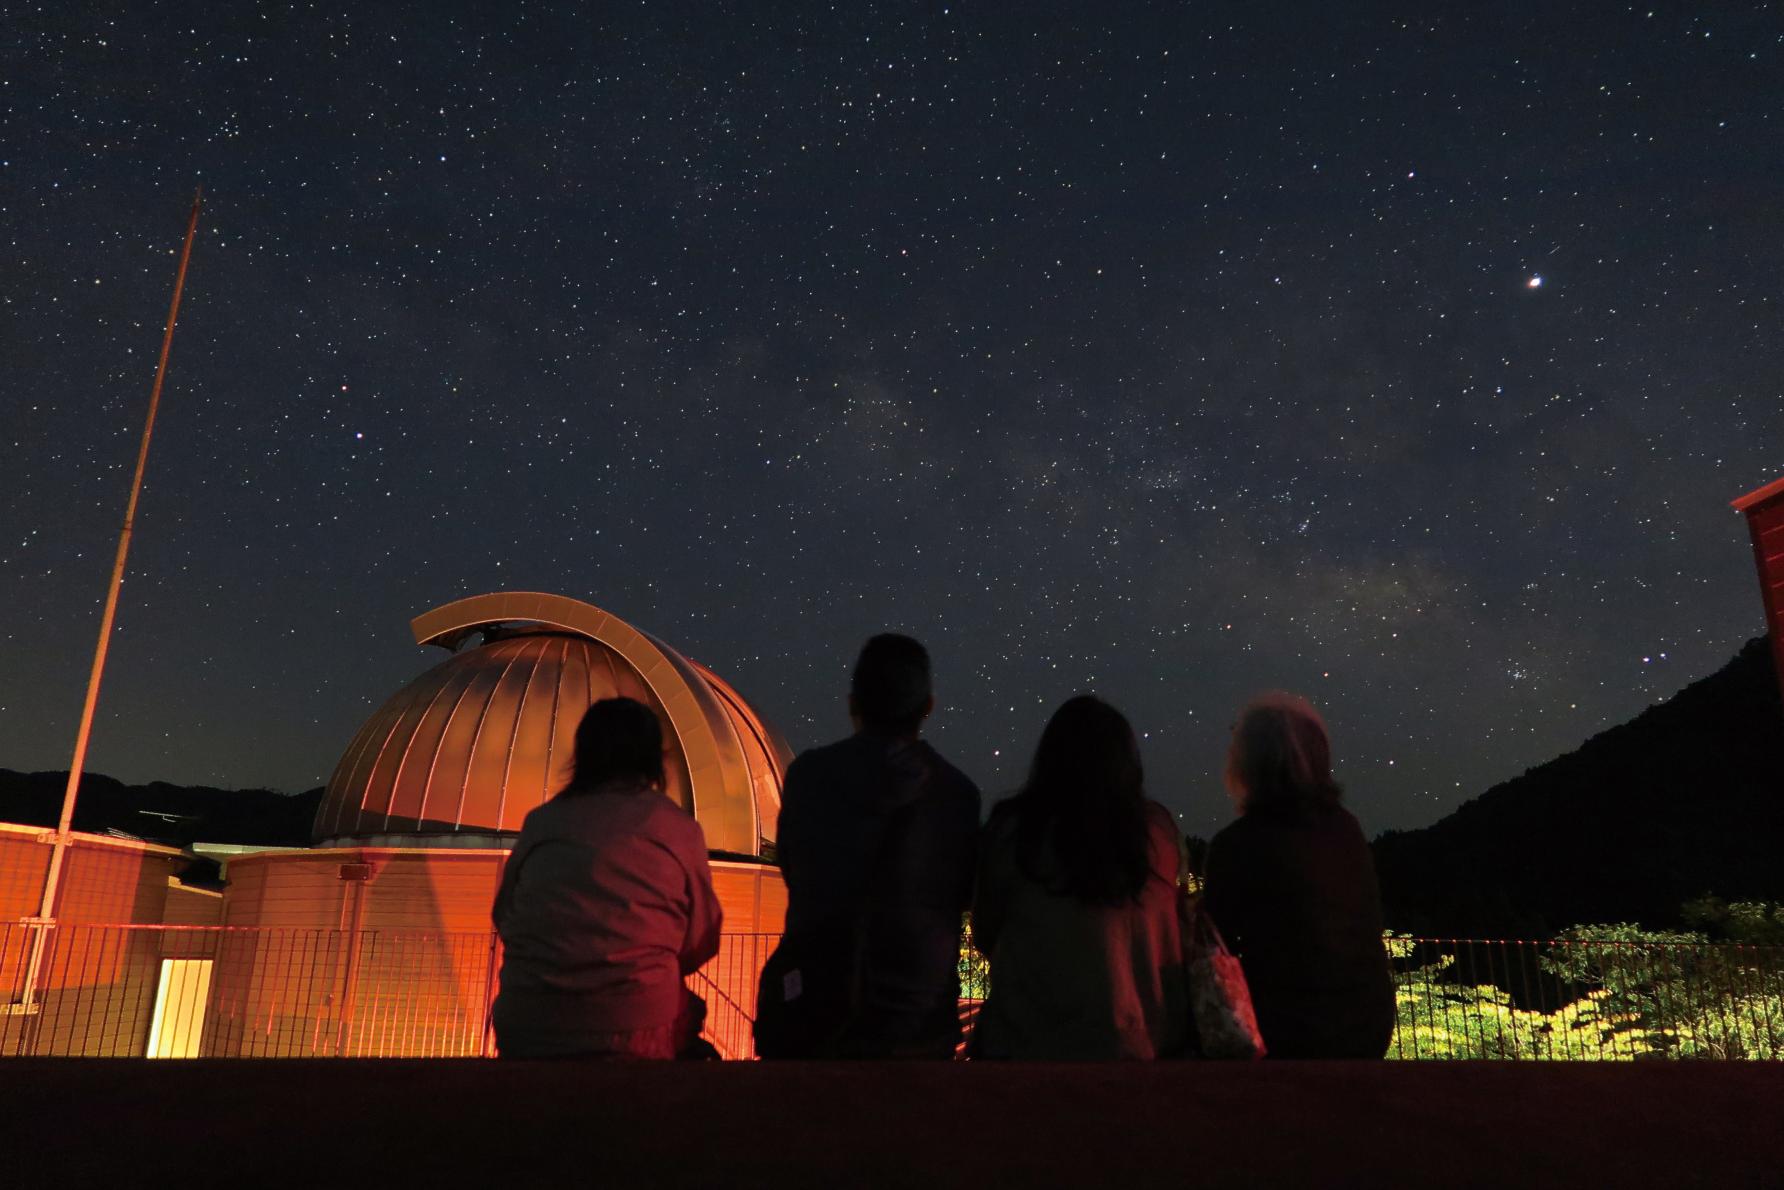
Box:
[1527,275,1543,289]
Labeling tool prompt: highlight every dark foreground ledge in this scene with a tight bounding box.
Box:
[1,1059,1777,1189]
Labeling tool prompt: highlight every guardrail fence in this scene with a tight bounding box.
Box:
[4,925,1779,1060]
[1388,936,1784,1061]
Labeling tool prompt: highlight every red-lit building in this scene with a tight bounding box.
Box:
[1,824,220,1055]
[202,592,791,1057]
[1733,475,1784,707]
[3,592,791,1058]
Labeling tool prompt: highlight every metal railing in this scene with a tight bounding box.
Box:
[4,924,1780,1059]
[1,923,500,1058]
[690,932,779,1060]
[1388,937,1784,1060]
[0,923,784,1060]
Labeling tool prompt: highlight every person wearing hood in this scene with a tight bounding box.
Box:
[754,633,981,1059]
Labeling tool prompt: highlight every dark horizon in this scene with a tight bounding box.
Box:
[3,633,1780,943]
[4,5,1780,839]
[1,627,1771,841]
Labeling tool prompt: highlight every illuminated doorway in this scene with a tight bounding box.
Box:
[146,959,212,1058]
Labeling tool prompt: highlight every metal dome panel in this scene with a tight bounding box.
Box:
[316,593,789,855]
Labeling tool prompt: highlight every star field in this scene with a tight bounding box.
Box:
[2,3,1781,840]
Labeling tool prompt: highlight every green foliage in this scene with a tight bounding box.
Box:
[958,915,991,1000]
[960,910,1784,1059]
[1387,947,1647,1060]
[1660,993,1784,1059]
[1388,923,1784,1061]
[1540,923,1706,1009]
[1545,922,1784,1059]
[1680,897,1784,945]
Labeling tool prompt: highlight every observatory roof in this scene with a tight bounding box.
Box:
[315,592,790,855]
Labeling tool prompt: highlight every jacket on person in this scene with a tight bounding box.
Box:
[969,798,1190,1060]
[1203,800,1394,1058]
[755,730,981,1058]
[491,780,723,1057]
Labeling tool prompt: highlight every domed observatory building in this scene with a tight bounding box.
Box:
[211,593,790,1057]
[314,590,788,855]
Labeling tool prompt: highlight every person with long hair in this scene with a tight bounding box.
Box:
[1203,693,1394,1058]
[492,697,723,1059]
[969,695,1190,1059]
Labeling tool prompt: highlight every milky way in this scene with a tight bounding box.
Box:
[3,4,1780,839]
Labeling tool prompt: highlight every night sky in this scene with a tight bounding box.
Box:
[4,4,1780,841]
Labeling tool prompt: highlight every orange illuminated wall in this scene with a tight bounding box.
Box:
[0,826,191,1056]
[1733,475,1784,709]
[208,848,507,1057]
[206,847,786,1057]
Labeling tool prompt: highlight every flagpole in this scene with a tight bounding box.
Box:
[19,189,203,1015]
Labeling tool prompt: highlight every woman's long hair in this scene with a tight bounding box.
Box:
[1225,692,1342,814]
[1009,695,1153,904]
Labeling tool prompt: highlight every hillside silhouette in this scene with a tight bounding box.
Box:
[0,770,320,850]
[1373,637,1784,938]
[4,640,1779,939]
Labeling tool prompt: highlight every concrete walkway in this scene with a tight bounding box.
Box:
[1,1059,1777,1188]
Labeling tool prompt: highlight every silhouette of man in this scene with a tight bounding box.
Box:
[755,634,981,1059]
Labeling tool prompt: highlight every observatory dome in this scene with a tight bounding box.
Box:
[314,592,790,855]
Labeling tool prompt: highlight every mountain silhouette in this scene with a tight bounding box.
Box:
[5,640,1780,940]
[0,769,320,850]
[1373,637,1784,938]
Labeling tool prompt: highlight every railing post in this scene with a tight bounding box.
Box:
[10,918,60,1055]
[13,917,54,1043]
[481,931,501,1058]
[334,864,372,1056]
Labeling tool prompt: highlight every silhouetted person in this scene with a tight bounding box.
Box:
[1203,693,1394,1059]
[755,633,981,1058]
[970,695,1191,1059]
[492,697,722,1059]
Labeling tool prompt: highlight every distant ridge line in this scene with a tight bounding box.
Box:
[1373,637,1784,937]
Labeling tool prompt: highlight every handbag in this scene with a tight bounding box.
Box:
[1181,895,1267,1060]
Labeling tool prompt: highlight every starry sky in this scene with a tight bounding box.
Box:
[3,3,1781,841]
